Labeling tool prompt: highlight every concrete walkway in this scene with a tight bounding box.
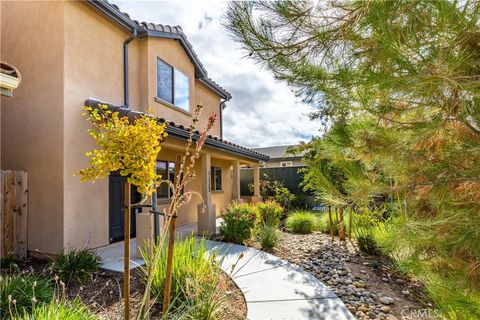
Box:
[204,240,354,320]
[96,220,354,319]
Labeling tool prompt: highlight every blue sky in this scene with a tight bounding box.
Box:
[112,0,321,148]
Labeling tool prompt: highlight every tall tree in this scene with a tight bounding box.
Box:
[225,1,480,316]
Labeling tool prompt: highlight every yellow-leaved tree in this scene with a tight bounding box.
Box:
[78,103,167,320]
[78,104,167,199]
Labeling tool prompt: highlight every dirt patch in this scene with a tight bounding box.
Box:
[1,257,247,319]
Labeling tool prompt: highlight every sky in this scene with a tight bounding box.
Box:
[112,0,321,148]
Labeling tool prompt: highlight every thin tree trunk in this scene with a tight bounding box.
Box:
[124,182,131,320]
[339,206,346,241]
[162,156,182,316]
[335,207,339,221]
[162,213,177,315]
[328,205,334,242]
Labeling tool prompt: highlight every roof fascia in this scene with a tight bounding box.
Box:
[165,126,269,161]
[87,0,139,32]
[198,78,231,100]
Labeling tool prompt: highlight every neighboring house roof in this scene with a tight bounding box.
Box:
[87,0,231,100]
[252,145,305,161]
[85,99,270,162]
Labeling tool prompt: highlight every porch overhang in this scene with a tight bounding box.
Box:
[84,99,270,162]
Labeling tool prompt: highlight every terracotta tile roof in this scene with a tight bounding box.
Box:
[89,0,231,100]
[85,99,269,162]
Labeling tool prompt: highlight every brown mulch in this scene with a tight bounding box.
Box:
[1,257,247,320]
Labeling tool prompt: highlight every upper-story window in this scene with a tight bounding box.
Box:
[156,58,190,112]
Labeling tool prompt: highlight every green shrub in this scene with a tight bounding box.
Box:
[254,224,279,249]
[0,274,53,318]
[0,252,22,273]
[285,211,320,234]
[354,227,379,255]
[248,176,296,209]
[220,202,258,243]
[317,212,341,236]
[142,236,219,311]
[167,278,226,320]
[50,248,100,285]
[256,200,283,227]
[12,299,97,320]
[373,215,480,318]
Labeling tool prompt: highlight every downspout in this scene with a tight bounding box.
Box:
[219,99,227,139]
[123,29,137,108]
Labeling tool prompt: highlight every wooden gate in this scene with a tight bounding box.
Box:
[1,170,28,258]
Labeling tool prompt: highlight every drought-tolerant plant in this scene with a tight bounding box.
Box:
[219,202,258,244]
[254,224,279,249]
[317,210,343,237]
[166,274,226,320]
[249,176,296,209]
[354,227,379,256]
[0,274,53,318]
[285,211,320,234]
[12,299,98,320]
[142,236,219,311]
[256,200,283,227]
[50,248,100,285]
[0,252,22,273]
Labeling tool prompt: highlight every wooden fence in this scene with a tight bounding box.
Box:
[1,170,28,258]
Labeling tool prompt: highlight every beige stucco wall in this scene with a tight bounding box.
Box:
[1,1,248,254]
[263,159,306,168]
[1,1,65,254]
[62,1,142,250]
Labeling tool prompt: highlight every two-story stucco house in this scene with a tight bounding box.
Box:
[1,0,268,256]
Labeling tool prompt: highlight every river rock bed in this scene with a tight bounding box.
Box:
[272,231,434,320]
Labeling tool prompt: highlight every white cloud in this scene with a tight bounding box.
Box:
[112,0,321,147]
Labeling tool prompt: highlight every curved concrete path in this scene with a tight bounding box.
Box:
[97,218,354,319]
[204,240,355,320]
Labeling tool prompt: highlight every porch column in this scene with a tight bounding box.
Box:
[197,153,216,235]
[232,160,241,201]
[252,163,262,203]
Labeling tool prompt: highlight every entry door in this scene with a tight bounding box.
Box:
[108,174,138,243]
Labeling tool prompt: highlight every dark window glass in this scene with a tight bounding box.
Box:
[157,59,173,104]
[157,161,176,200]
[210,167,222,191]
[156,161,169,199]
